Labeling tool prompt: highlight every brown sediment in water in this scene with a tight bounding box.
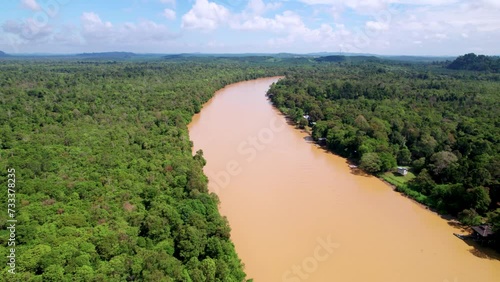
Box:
[188,77,500,282]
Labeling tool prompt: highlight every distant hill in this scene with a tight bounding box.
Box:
[76,52,137,59]
[163,53,301,59]
[217,56,274,62]
[448,53,500,72]
[315,55,380,63]
[308,52,376,57]
[162,54,313,65]
[0,51,10,57]
[161,53,454,64]
[315,55,346,62]
[382,55,454,63]
[163,53,207,60]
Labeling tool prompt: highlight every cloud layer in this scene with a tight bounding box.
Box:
[1,0,499,55]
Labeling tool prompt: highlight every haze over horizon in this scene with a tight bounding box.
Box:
[1,0,499,56]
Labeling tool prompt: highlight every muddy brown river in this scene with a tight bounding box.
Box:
[188,77,500,282]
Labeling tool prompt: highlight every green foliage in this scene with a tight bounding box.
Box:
[397,147,412,165]
[466,186,491,214]
[395,185,429,205]
[267,56,500,227]
[409,169,436,195]
[2,54,500,276]
[458,209,483,226]
[0,59,284,280]
[448,53,500,72]
[297,117,308,129]
[360,152,382,173]
[429,151,458,176]
[489,209,500,233]
[381,171,415,187]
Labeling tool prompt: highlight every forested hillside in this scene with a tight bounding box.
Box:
[0,60,281,281]
[267,59,500,246]
[448,53,500,72]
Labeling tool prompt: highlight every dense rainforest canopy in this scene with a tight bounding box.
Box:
[1,54,499,281]
[267,58,500,249]
[447,53,500,73]
[0,59,282,281]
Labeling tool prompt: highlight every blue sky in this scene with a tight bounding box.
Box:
[1,0,499,55]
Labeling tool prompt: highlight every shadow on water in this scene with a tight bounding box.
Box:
[447,220,469,233]
[468,246,500,260]
[343,159,373,177]
[284,116,297,127]
[303,135,314,143]
[460,239,500,261]
[349,168,371,177]
[447,216,500,261]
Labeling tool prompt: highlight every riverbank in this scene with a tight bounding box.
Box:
[273,104,469,221]
[192,77,500,281]
[278,107,500,256]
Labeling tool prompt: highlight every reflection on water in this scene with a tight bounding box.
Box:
[189,77,500,282]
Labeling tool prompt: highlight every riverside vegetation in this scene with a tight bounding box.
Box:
[267,54,500,250]
[0,59,281,281]
[0,54,499,281]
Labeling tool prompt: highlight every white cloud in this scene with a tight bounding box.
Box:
[21,0,41,11]
[365,21,389,31]
[2,18,52,41]
[124,21,177,41]
[3,0,500,55]
[182,0,230,30]
[230,10,359,52]
[298,0,390,13]
[233,16,273,30]
[344,0,388,11]
[299,0,456,7]
[328,5,345,21]
[428,33,448,39]
[246,0,282,15]
[480,0,500,9]
[393,2,500,37]
[352,1,500,54]
[296,0,471,15]
[81,12,113,39]
[232,11,305,32]
[80,12,177,44]
[163,9,176,20]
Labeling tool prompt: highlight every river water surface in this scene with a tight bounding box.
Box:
[188,77,500,282]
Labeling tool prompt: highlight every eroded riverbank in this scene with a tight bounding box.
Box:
[188,77,500,282]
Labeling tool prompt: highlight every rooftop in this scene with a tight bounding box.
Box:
[471,225,494,237]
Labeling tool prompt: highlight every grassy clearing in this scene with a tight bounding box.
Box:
[381,170,429,205]
[381,171,415,186]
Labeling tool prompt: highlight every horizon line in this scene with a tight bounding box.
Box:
[0,51,471,58]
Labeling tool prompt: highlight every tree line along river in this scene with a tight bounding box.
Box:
[188,77,500,282]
